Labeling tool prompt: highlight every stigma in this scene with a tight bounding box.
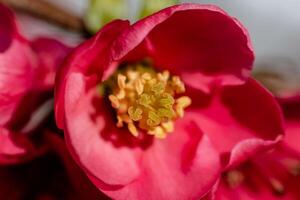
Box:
[106,64,191,139]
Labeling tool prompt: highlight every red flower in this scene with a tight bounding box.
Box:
[0,4,71,165]
[55,4,284,199]
[0,132,108,200]
[214,96,300,200]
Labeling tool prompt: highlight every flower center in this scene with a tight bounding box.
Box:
[105,63,191,139]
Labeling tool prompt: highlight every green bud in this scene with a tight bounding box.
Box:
[140,0,178,18]
[84,0,128,34]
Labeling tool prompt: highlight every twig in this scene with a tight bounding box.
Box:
[0,0,84,32]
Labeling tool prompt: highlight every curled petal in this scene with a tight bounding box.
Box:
[112,4,254,92]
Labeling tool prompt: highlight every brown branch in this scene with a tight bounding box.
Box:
[0,0,84,32]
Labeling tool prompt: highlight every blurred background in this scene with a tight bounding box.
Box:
[2,0,300,96]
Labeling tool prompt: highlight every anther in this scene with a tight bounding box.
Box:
[172,76,185,93]
[128,106,143,121]
[142,73,151,80]
[161,121,174,133]
[127,70,138,80]
[116,89,125,99]
[128,122,138,137]
[117,74,126,89]
[135,79,144,95]
[116,115,123,127]
[109,95,120,108]
[149,126,166,139]
[147,111,161,127]
[138,94,152,107]
[176,96,192,108]
[151,82,165,94]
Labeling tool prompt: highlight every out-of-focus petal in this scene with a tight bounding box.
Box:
[0,4,36,126]
[0,36,36,126]
[0,128,40,165]
[279,96,300,154]
[31,37,72,89]
[0,4,17,52]
[45,132,109,199]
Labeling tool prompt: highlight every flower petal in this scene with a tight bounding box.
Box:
[112,4,254,92]
[30,37,72,89]
[0,5,36,126]
[100,115,220,199]
[0,141,97,200]
[187,78,284,168]
[0,4,16,52]
[64,72,141,186]
[279,96,300,154]
[55,20,130,129]
[215,147,300,200]
[45,132,109,199]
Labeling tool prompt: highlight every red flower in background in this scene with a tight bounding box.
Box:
[55,4,284,199]
[215,96,300,200]
[0,4,71,165]
[0,132,108,200]
[0,4,107,199]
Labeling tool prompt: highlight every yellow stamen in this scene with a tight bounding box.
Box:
[175,96,192,117]
[108,95,120,108]
[116,115,123,127]
[151,82,165,94]
[128,122,138,137]
[142,72,151,80]
[106,64,191,139]
[161,121,174,133]
[172,76,186,93]
[135,78,144,95]
[149,126,166,139]
[176,96,192,108]
[147,111,161,127]
[117,74,126,89]
[175,105,184,118]
[159,70,170,82]
[128,106,143,121]
[116,89,125,99]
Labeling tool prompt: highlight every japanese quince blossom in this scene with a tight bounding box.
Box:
[215,95,300,200]
[0,131,108,200]
[0,4,71,165]
[55,4,285,200]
